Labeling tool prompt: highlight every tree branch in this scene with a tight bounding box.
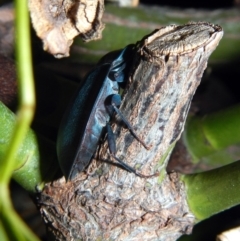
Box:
[38,22,223,240]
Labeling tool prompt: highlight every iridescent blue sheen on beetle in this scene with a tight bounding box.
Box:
[57,45,152,180]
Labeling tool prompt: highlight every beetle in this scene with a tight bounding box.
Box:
[57,45,155,180]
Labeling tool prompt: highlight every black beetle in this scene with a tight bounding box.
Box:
[57,45,155,180]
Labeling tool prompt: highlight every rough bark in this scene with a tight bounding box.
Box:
[38,22,223,240]
[28,0,105,58]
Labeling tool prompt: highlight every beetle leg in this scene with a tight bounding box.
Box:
[106,123,158,178]
[108,94,150,150]
[106,123,117,156]
[111,154,159,178]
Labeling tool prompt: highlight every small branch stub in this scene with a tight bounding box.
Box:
[38,22,223,240]
[28,0,105,58]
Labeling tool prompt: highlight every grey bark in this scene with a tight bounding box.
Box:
[38,22,223,240]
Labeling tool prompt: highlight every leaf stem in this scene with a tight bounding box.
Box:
[0,0,35,183]
[181,160,240,221]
